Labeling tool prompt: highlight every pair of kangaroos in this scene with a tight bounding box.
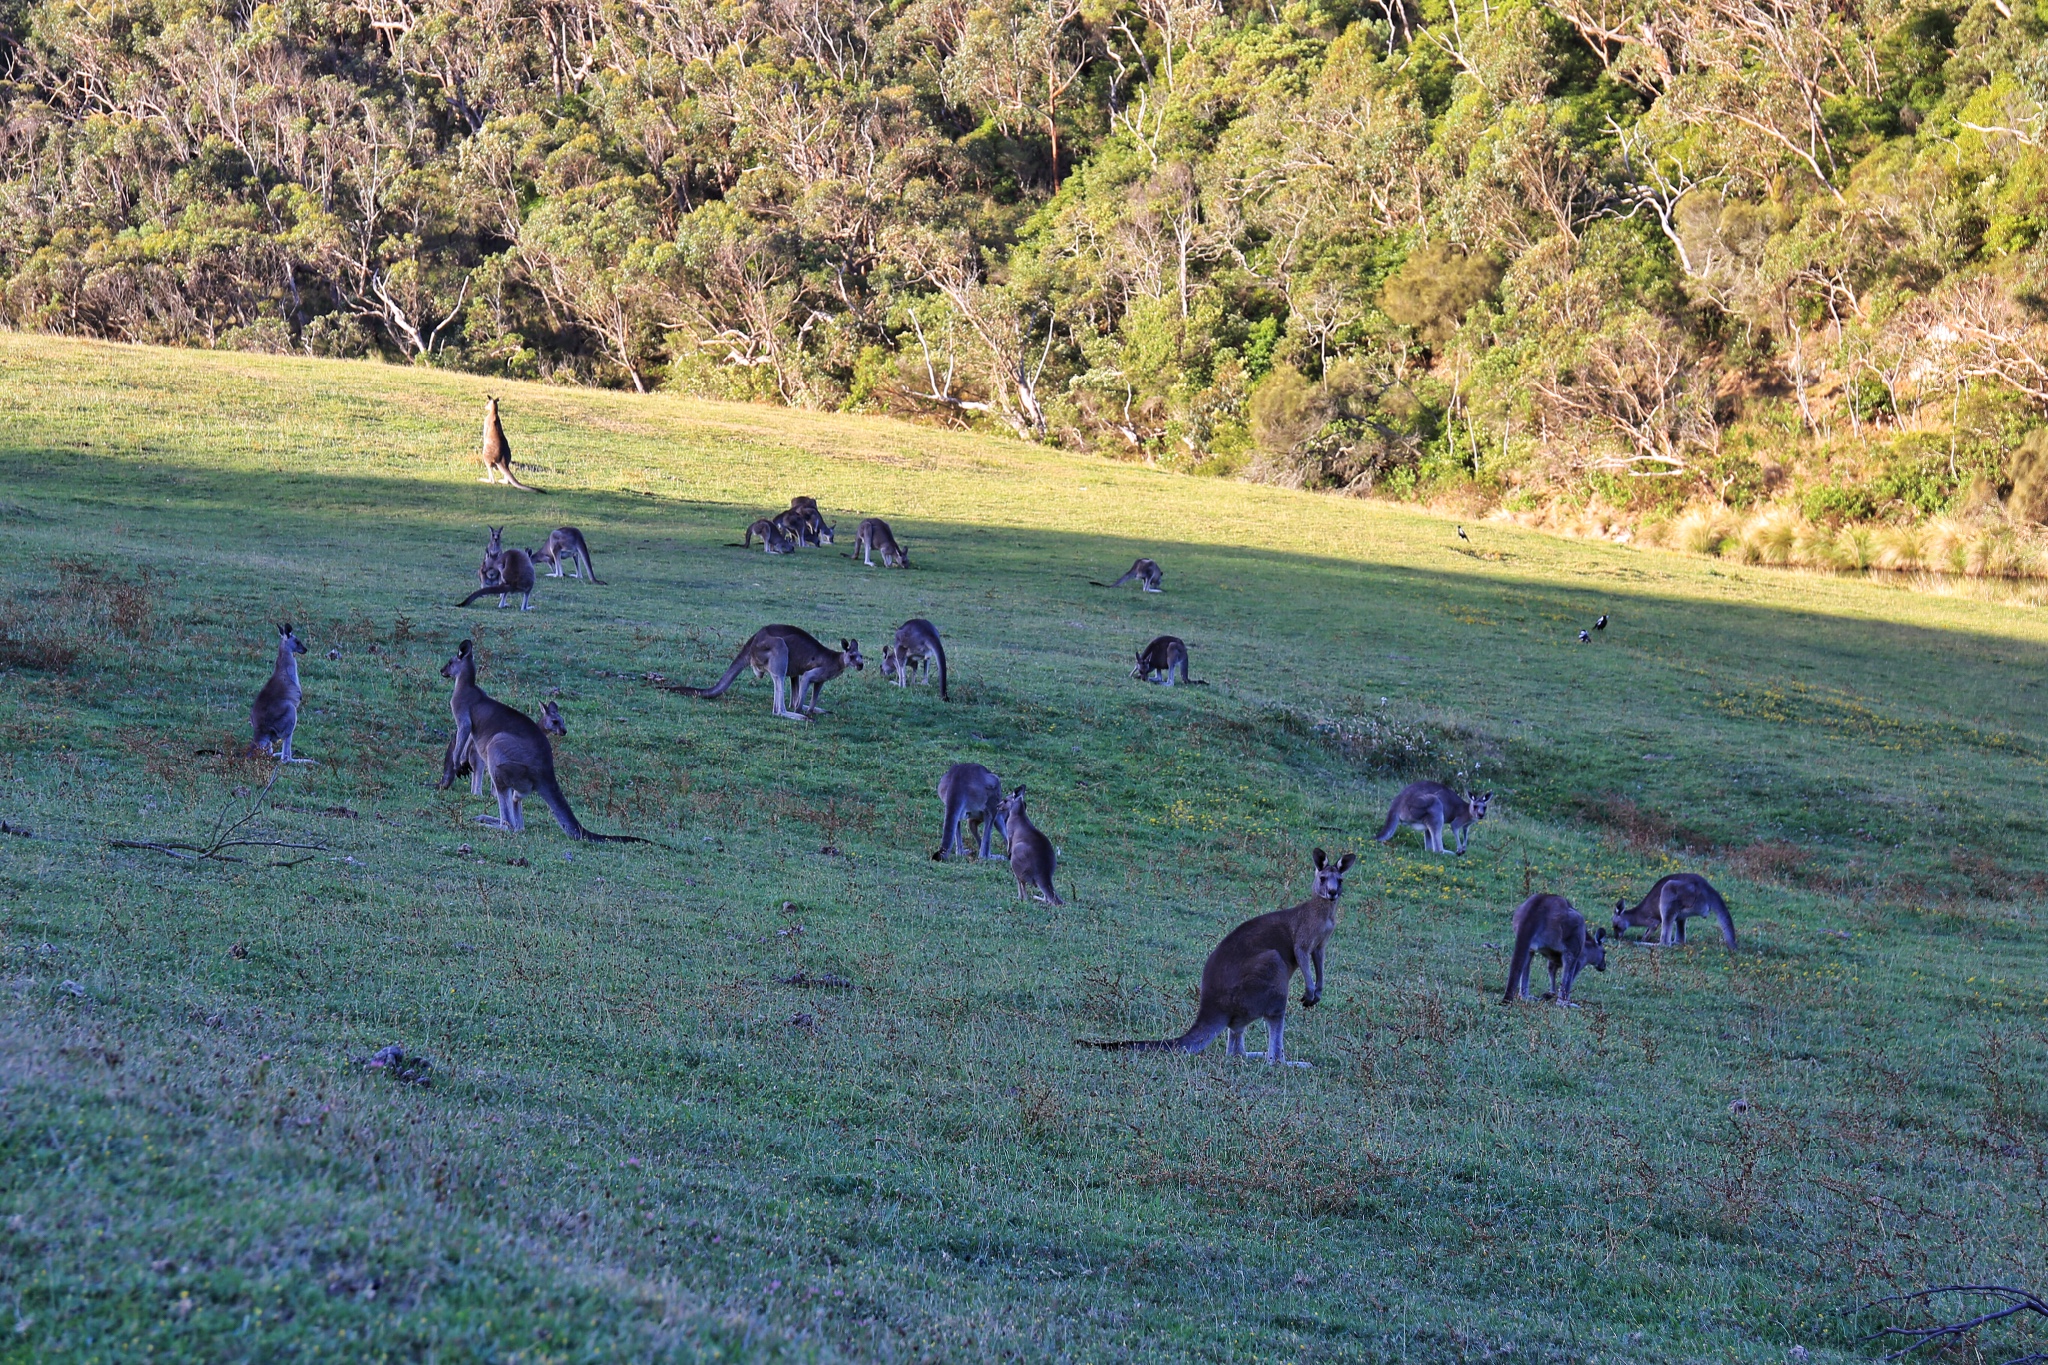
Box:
[931,763,1061,903]
[1496,872,1732,1007]
[458,525,602,609]
[675,617,948,718]
[743,497,836,554]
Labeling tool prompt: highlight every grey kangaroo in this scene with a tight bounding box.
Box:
[1080,850,1356,1066]
[479,395,533,489]
[773,508,818,548]
[1614,873,1736,947]
[743,518,795,554]
[854,518,909,568]
[788,498,834,544]
[248,623,310,761]
[998,785,1064,904]
[459,534,537,609]
[437,640,649,842]
[933,762,1007,860]
[1375,781,1490,855]
[1132,635,1204,685]
[536,527,602,582]
[882,619,948,700]
[1093,558,1163,592]
[677,625,863,720]
[1502,893,1607,1007]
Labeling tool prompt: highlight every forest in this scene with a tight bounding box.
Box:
[3,0,2048,559]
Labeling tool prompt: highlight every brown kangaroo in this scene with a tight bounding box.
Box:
[1614,873,1735,947]
[1375,781,1489,855]
[881,619,948,700]
[1080,850,1356,1066]
[1131,635,1204,685]
[479,396,533,489]
[675,625,863,720]
[248,623,310,762]
[1503,893,1607,1007]
[853,517,909,568]
[742,518,795,555]
[437,640,649,841]
[933,762,1006,860]
[537,527,602,583]
[789,497,834,544]
[459,536,537,609]
[998,785,1064,904]
[1093,558,1163,592]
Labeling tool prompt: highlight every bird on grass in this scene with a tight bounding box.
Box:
[1578,630,1591,644]
[1456,525,1469,541]
[1594,614,1608,631]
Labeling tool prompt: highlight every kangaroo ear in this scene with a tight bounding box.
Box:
[459,639,473,656]
[841,639,851,650]
[1337,852,1357,872]
[1312,848,1327,869]
[1595,928,1608,944]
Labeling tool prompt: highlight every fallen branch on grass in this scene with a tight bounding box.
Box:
[108,769,329,865]
[1857,1285,2048,1362]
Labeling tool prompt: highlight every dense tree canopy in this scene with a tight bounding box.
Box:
[4,0,2047,532]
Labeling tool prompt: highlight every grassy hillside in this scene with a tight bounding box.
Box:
[1,334,2044,1364]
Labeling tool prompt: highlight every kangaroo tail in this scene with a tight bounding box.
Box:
[534,776,657,843]
[1706,888,1737,947]
[1375,808,1401,842]
[583,550,604,585]
[1088,580,1111,587]
[1077,1016,1217,1052]
[934,637,949,701]
[455,585,502,607]
[1502,904,1542,1004]
[679,651,749,699]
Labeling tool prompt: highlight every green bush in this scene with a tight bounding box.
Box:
[2009,428,2048,524]
[1380,243,1504,349]
[1802,481,1878,526]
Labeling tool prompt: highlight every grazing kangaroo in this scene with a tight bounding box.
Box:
[998,785,1064,904]
[1375,781,1490,855]
[1093,558,1163,592]
[536,527,602,583]
[743,518,795,554]
[248,623,310,762]
[1502,893,1607,1007]
[1080,850,1356,1066]
[479,396,533,489]
[437,641,649,842]
[677,625,863,720]
[933,762,1006,860]
[773,509,817,548]
[1131,635,1204,685]
[1614,873,1736,947]
[459,542,537,609]
[882,619,948,700]
[787,497,835,544]
[854,518,909,568]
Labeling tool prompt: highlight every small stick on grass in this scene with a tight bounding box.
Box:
[1854,1284,2048,1363]
[109,769,329,864]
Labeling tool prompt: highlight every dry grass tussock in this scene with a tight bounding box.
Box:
[0,558,162,670]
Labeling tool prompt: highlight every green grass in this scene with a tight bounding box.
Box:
[1,334,2044,1363]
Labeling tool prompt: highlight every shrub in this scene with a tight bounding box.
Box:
[1801,482,1877,526]
[2008,428,2048,523]
[1380,243,1503,349]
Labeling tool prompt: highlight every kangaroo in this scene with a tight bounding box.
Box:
[436,641,649,842]
[881,618,948,700]
[1375,781,1490,855]
[854,517,909,568]
[742,518,795,555]
[676,625,863,720]
[1614,873,1736,947]
[1502,893,1607,1007]
[787,497,835,544]
[933,762,1006,860]
[536,527,602,583]
[248,623,310,762]
[1131,635,1204,685]
[1093,558,1163,592]
[771,509,814,548]
[459,542,537,609]
[478,525,506,583]
[479,395,534,490]
[1080,850,1356,1066]
[997,785,1064,904]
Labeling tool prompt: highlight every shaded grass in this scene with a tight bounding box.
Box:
[0,335,2045,1362]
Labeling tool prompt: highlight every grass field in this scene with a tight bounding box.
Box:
[1,333,2045,1364]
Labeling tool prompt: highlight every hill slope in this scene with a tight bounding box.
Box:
[1,336,2044,1363]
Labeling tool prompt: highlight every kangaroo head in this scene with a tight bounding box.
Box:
[441,639,474,680]
[1468,791,1492,820]
[1130,650,1150,679]
[818,522,835,543]
[540,700,566,736]
[1001,784,1027,820]
[277,623,307,654]
[485,394,498,413]
[839,639,864,670]
[1309,847,1358,898]
[879,644,899,676]
[487,526,503,550]
[1586,925,1609,972]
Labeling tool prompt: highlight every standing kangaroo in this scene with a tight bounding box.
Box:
[1503,893,1607,1007]
[1375,781,1490,855]
[1093,558,1163,592]
[676,625,863,720]
[248,623,310,762]
[536,527,602,583]
[459,535,537,609]
[854,518,909,567]
[1080,850,1356,1066]
[881,619,948,700]
[1131,635,1204,685]
[437,641,648,842]
[1614,874,1736,947]
[933,762,1006,860]
[998,785,1064,904]
[479,396,533,489]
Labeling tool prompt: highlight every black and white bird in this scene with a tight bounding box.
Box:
[1578,630,1591,644]
[1594,614,1608,631]
[1456,525,1469,541]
